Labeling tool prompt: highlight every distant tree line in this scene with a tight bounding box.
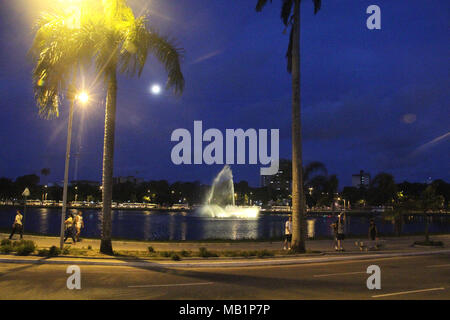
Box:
[342,173,449,210]
[0,170,448,210]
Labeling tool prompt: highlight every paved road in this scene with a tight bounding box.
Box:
[0,253,448,299]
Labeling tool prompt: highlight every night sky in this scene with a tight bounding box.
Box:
[0,0,448,188]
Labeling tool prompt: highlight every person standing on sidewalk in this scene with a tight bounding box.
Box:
[331,219,339,250]
[283,216,292,250]
[9,210,24,240]
[336,213,345,251]
[368,219,378,249]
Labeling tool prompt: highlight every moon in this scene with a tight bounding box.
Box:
[150,84,162,95]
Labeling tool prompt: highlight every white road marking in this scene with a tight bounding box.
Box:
[426,264,450,268]
[313,271,366,278]
[372,287,445,298]
[128,282,214,288]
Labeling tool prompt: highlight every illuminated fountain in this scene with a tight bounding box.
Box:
[197,165,260,219]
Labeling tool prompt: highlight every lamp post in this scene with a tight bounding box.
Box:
[59,91,89,249]
[42,185,48,203]
[22,188,30,234]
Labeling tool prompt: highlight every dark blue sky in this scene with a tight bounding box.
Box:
[0,0,448,188]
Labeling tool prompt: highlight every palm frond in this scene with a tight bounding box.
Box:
[256,0,321,74]
[303,161,328,182]
[29,12,78,119]
[313,0,322,14]
[256,0,272,12]
[147,29,185,95]
[281,0,293,25]
[119,16,150,77]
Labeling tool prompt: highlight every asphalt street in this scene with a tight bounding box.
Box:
[0,253,448,299]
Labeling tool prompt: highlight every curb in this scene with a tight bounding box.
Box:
[0,249,448,269]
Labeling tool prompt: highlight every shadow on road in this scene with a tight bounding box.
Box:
[0,256,52,278]
[109,254,345,294]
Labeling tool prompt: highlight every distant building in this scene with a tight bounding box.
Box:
[113,176,144,185]
[260,159,292,192]
[352,170,370,188]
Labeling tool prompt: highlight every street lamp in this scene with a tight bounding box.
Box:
[22,188,30,234]
[77,91,89,104]
[59,90,89,249]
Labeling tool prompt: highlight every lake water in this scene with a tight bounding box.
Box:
[1,207,449,241]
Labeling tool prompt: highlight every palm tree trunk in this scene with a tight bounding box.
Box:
[100,67,117,255]
[291,0,306,253]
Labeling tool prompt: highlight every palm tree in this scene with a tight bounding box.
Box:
[30,1,184,254]
[40,168,50,180]
[256,0,321,252]
[303,162,339,210]
[303,161,327,185]
[368,173,397,206]
[420,185,444,243]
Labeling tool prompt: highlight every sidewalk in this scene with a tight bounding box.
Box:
[2,232,449,253]
[1,233,448,268]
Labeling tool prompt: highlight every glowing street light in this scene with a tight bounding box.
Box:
[77,91,89,104]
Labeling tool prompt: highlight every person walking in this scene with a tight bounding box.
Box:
[9,210,24,240]
[368,219,378,249]
[74,211,84,242]
[64,213,76,243]
[283,216,292,250]
[336,213,345,251]
[331,219,339,250]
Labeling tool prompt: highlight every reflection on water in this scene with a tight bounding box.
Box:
[169,214,175,240]
[307,219,315,239]
[38,208,49,234]
[231,220,238,240]
[0,208,448,241]
[181,220,187,241]
[143,214,151,240]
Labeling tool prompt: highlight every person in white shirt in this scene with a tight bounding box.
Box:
[284,216,292,250]
[74,211,84,242]
[9,210,23,240]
